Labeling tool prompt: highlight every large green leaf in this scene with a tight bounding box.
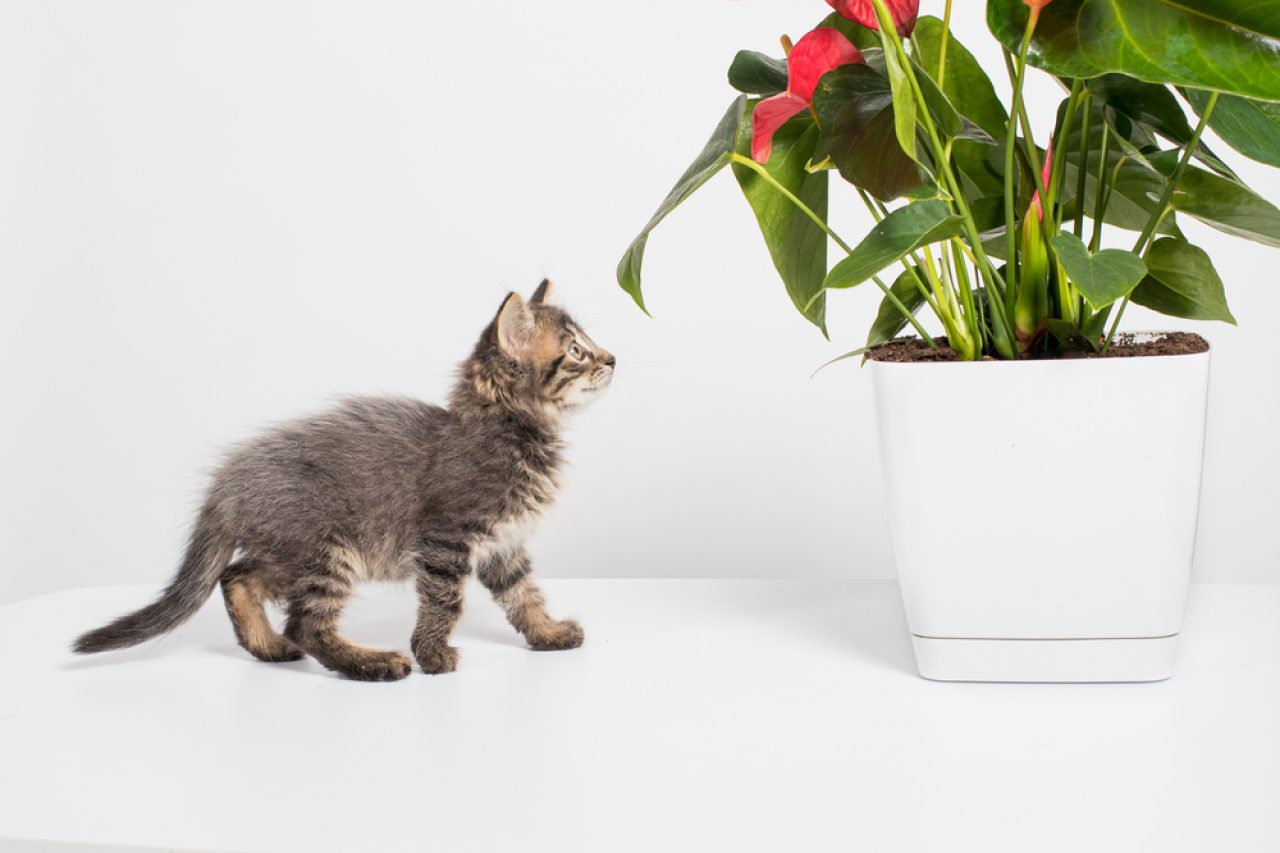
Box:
[732,118,830,332]
[1050,232,1147,310]
[813,64,923,201]
[912,16,1008,139]
[1148,153,1280,247]
[1132,238,1236,323]
[728,51,788,97]
[822,201,965,292]
[617,97,746,312]
[988,0,1280,102]
[1183,89,1280,167]
[866,266,928,348]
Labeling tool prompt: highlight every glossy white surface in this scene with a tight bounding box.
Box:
[872,347,1209,679]
[2,580,1279,853]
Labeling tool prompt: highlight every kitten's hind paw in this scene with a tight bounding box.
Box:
[416,645,460,675]
[528,619,584,651]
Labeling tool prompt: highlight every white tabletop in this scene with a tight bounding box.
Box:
[2,580,1278,853]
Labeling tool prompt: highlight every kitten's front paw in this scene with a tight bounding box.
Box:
[343,651,413,682]
[416,645,460,675]
[529,619,585,651]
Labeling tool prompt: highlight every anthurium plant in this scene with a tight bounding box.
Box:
[618,0,1280,360]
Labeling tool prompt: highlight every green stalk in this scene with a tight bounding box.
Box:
[1000,13,1039,347]
[1102,92,1219,352]
[936,0,953,87]
[1002,51,1048,203]
[1045,81,1083,326]
[1047,80,1084,228]
[1073,92,1092,238]
[1088,127,1113,252]
[1132,93,1219,256]
[950,239,981,351]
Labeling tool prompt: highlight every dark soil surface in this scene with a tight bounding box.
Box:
[867,332,1209,363]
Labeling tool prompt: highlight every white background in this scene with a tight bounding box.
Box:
[2,0,1278,604]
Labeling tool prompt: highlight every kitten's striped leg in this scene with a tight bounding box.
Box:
[283,550,412,682]
[221,557,303,663]
[478,550,584,651]
[410,552,470,674]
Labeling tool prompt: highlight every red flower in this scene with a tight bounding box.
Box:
[826,0,919,37]
[751,28,864,164]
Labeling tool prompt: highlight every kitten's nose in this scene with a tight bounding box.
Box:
[603,354,616,368]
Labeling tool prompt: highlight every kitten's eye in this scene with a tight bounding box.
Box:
[567,343,585,360]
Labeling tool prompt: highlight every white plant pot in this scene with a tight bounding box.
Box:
[870,335,1210,682]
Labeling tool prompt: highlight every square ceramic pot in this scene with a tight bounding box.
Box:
[870,335,1210,682]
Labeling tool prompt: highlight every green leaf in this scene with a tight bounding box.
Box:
[813,64,923,202]
[1183,88,1280,167]
[823,201,965,292]
[912,16,1009,140]
[866,266,928,348]
[1084,74,1236,179]
[988,0,1280,102]
[732,118,830,332]
[617,97,746,313]
[1132,237,1237,323]
[728,51,788,97]
[811,346,871,377]
[1149,153,1280,247]
[953,138,1007,199]
[873,38,921,167]
[1050,232,1147,310]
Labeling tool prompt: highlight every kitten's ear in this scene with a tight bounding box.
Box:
[530,278,554,305]
[495,292,536,358]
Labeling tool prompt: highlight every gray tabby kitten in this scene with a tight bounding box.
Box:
[74,280,613,681]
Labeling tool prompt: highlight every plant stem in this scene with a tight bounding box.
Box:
[1048,80,1084,226]
[937,0,953,87]
[1088,127,1113,252]
[1131,92,1218,257]
[1101,92,1219,352]
[1073,92,1092,238]
[1001,16,1037,327]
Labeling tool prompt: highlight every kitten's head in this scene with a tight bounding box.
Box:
[464,280,615,417]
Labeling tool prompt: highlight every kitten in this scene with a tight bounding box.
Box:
[74,280,613,681]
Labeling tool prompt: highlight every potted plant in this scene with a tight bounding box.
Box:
[617,0,1280,681]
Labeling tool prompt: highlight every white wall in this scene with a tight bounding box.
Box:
[2,1,1277,604]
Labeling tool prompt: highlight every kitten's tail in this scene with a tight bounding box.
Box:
[73,502,236,654]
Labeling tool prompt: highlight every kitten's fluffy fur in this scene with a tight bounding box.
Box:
[74,281,614,681]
